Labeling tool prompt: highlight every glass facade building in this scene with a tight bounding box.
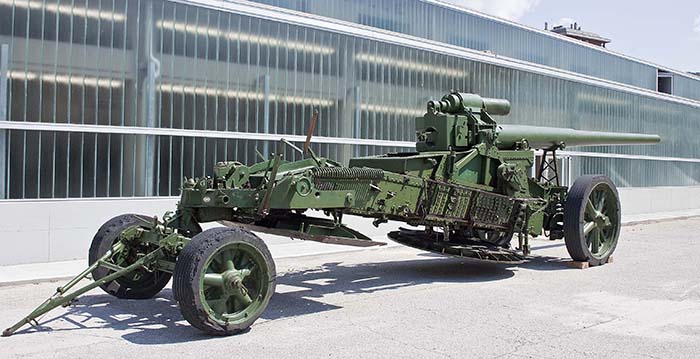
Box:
[254,0,700,101]
[0,0,699,201]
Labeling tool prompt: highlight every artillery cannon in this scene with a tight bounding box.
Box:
[3,92,660,336]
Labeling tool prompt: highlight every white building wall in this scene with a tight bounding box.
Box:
[1,186,699,266]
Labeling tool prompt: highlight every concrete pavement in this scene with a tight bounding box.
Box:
[1,209,699,286]
[2,217,700,358]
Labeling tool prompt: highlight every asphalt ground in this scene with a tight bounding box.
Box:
[2,217,700,358]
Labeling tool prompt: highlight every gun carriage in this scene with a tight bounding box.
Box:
[4,92,660,337]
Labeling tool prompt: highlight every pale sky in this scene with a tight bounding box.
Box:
[442,0,700,74]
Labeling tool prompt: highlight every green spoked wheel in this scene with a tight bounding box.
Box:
[173,227,276,335]
[89,214,171,299]
[564,175,621,266]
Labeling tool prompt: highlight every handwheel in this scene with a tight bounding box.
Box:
[173,227,276,335]
[564,175,621,266]
[89,214,172,299]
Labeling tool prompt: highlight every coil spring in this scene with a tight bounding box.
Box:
[312,167,383,201]
[311,167,384,180]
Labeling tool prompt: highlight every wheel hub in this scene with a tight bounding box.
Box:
[593,212,611,229]
[200,244,262,320]
[221,270,250,295]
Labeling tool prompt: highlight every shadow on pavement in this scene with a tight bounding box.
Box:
[26,289,209,344]
[264,256,515,320]
[18,253,574,344]
[520,256,576,271]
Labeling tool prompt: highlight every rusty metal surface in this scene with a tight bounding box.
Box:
[304,109,319,155]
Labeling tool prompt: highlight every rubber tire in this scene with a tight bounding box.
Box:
[89,214,172,299]
[173,227,276,336]
[564,175,620,266]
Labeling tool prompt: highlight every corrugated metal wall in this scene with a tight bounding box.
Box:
[0,0,698,200]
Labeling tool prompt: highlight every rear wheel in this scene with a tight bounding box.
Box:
[564,175,621,266]
[89,214,171,299]
[173,227,276,335]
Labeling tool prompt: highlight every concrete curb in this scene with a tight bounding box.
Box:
[0,277,71,288]
[0,241,399,288]
[622,214,700,227]
[1,213,698,287]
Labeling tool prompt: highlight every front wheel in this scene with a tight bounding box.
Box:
[173,227,276,335]
[564,175,621,266]
[89,214,172,299]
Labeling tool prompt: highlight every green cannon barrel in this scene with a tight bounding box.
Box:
[428,92,511,116]
[496,124,661,150]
